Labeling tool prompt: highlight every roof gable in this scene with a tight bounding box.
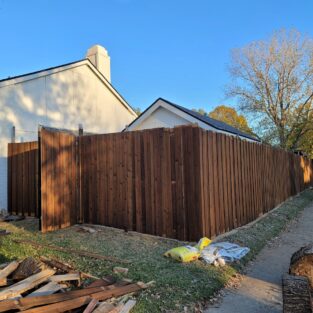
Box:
[0,59,136,116]
[126,98,259,141]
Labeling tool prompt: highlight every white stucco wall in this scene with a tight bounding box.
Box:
[0,62,136,210]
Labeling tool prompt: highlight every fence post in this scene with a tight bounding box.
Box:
[78,124,83,223]
[79,124,83,136]
[11,126,15,143]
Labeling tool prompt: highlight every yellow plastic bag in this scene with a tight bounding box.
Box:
[164,237,211,263]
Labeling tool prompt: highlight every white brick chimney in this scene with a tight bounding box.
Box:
[86,45,111,82]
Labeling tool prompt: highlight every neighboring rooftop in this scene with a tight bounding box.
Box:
[163,98,258,141]
[127,97,259,141]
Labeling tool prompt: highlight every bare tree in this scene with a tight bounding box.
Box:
[226,29,313,150]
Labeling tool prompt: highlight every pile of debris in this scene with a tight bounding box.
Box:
[0,257,149,312]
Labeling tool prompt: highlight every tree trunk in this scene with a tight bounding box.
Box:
[290,244,313,288]
[282,274,312,313]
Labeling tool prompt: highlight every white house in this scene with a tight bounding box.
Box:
[0,45,137,211]
[125,98,259,142]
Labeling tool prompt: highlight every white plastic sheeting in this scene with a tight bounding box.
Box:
[200,242,250,264]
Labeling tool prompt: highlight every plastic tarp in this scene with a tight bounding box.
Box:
[200,242,250,264]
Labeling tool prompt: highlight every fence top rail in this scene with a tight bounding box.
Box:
[36,125,313,162]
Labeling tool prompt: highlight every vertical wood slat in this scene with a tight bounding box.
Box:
[8,141,38,217]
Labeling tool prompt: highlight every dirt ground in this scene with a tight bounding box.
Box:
[205,202,313,313]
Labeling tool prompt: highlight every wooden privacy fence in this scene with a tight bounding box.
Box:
[8,141,39,217]
[38,126,313,240]
[40,128,78,232]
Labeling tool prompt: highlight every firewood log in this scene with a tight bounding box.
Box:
[290,244,313,288]
[282,274,312,313]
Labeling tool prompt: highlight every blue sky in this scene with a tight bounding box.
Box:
[0,0,313,112]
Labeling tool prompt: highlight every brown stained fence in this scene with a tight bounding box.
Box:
[79,127,200,240]
[40,128,79,232]
[8,141,39,216]
[38,126,313,240]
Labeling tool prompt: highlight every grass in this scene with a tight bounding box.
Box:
[0,188,312,312]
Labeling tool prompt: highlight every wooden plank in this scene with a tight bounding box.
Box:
[83,298,99,313]
[193,127,203,239]
[119,300,137,313]
[206,132,215,237]
[92,302,115,313]
[107,134,113,226]
[223,135,230,232]
[183,127,193,240]
[174,127,185,240]
[232,137,239,228]
[0,285,121,312]
[0,261,19,286]
[49,273,81,283]
[26,282,67,297]
[126,133,134,231]
[217,133,225,234]
[134,133,142,232]
[7,143,12,214]
[162,129,173,237]
[0,268,55,300]
[10,144,16,214]
[28,143,34,216]
[201,130,209,237]
[143,131,151,234]
[21,283,143,313]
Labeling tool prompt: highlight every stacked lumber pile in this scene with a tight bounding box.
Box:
[0,257,148,312]
[282,244,313,313]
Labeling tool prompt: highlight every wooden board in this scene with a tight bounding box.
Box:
[7,141,38,216]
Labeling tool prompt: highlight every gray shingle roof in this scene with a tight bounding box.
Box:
[126,98,258,141]
[162,98,258,141]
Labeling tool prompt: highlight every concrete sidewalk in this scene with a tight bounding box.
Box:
[205,202,313,313]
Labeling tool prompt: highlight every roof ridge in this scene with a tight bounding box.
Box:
[0,59,86,83]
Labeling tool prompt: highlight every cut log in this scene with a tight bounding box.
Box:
[0,261,19,286]
[14,239,130,264]
[290,244,313,288]
[282,274,312,313]
[12,257,45,280]
[21,283,145,313]
[26,282,67,297]
[0,268,55,300]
